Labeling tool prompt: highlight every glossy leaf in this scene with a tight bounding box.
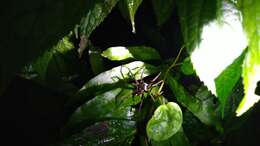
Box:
[101,46,161,61]
[166,75,222,130]
[151,128,190,146]
[61,120,136,146]
[80,0,119,38]
[215,50,246,117]
[176,0,222,53]
[235,0,260,116]
[146,102,183,141]
[152,0,174,26]
[190,2,247,95]
[119,0,143,33]
[65,87,138,133]
[80,61,157,90]
[0,0,88,94]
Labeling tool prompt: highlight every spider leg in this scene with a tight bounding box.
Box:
[138,94,144,111]
[150,72,161,83]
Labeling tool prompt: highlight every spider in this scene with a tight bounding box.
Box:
[132,71,163,111]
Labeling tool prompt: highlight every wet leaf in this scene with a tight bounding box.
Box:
[146,102,183,141]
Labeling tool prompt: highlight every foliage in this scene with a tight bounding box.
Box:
[2,0,260,145]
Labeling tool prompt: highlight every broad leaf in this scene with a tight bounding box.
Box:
[101,46,161,61]
[152,0,174,26]
[215,50,246,117]
[146,102,183,141]
[65,87,137,133]
[190,2,247,95]
[61,120,136,146]
[236,0,260,116]
[80,0,119,38]
[118,0,143,33]
[0,0,88,94]
[176,0,222,53]
[166,75,222,131]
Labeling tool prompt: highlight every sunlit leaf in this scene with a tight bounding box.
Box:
[61,120,136,146]
[152,0,174,26]
[215,50,246,117]
[101,46,161,61]
[236,0,260,116]
[190,2,247,95]
[118,0,143,33]
[146,102,183,141]
[176,0,222,53]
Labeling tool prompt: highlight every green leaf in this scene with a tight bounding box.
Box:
[146,102,183,141]
[181,57,195,75]
[0,0,88,94]
[151,128,191,146]
[190,1,247,95]
[67,61,158,106]
[236,0,260,116]
[166,75,222,130]
[89,45,105,75]
[61,120,136,146]
[65,87,137,133]
[32,50,53,80]
[81,61,157,90]
[118,0,143,33]
[80,0,119,38]
[215,49,246,117]
[101,46,161,61]
[152,0,174,26]
[176,0,222,53]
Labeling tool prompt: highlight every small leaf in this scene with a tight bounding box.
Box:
[146,102,183,141]
[235,0,260,116]
[181,57,195,75]
[101,46,161,61]
[152,0,174,26]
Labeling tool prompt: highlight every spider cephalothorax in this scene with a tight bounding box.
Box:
[132,72,163,110]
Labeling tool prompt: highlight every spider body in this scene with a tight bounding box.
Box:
[132,72,163,110]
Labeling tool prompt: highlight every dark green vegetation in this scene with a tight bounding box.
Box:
[1,0,260,146]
